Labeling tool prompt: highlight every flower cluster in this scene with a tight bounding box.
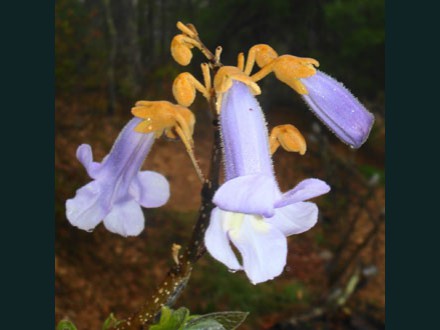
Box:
[66,22,374,284]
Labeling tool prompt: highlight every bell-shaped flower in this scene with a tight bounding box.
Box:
[205,82,330,284]
[300,70,374,148]
[66,118,170,237]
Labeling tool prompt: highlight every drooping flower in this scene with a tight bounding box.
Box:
[300,70,374,148]
[66,118,170,237]
[205,82,330,284]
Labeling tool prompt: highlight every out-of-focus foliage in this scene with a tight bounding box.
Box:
[102,313,121,330]
[57,314,121,330]
[55,0,107,95]
[184,311,249,330]
[55,0,384,112]
[56,319,78,330]
[322,0,385,97]
[149,306,248,330]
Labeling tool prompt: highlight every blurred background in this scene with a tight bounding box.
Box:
[55,0,385,329]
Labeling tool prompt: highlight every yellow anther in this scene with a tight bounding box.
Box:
[170,34,202,66]
[172,64,212,107]
[171,35,193,66]
[269,124,307,155]
[131,100,204,182]
[251,54,319,95]
[271,55,318,94]
[214,66,261,95]
[213,66,262,113]
[254,44,279,68]
[173,73,198,107]
[244,44,279,75]
[132,101,194,141]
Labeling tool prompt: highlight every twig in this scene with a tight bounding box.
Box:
[272,264,372,329]
[327,184,377,284]
[328,212,384,288]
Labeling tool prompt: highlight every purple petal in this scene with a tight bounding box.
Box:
[103,199,144,237]
[76,144,101,178]
[67,118,170,237]
[274,178,330,208]
[220,81,274,179]
[65,181,109,232]
[98,118,155,180]
[301,70,374,148]
[268,202,318,236]
[129,170,170,208]
[205,208,242,271]
[213,174,280,218]
[228,214,287,284]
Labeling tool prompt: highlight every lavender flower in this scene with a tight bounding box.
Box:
[66,118,170,237]
[300,70,374,148]
[205,82,330,284]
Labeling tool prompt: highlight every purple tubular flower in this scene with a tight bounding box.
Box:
[66,118,170,237]
[205,82,330,284]
[300,70,374,148]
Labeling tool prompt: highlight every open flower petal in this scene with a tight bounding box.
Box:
[206,81,330,284]
[130,171,170,208]
[268,202,318,236]
[205,208,242,271]
[213,174,279,217]
[103,199,144,237]
[229,214,287,284]
[65,181,109,232]
[76,144,101,178]
[301,70,374,148]
[66,118,170,236]
[274,178,330,208]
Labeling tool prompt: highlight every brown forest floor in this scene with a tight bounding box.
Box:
[55,94,385,330]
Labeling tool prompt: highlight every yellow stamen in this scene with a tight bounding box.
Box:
[270,124,307,155]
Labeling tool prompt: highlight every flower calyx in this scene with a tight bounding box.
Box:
[131,100,205,182]
[269,124,307,155]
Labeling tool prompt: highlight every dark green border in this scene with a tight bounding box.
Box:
[386,1,438,329]
[1,1,54,328]
[3,0,438,328]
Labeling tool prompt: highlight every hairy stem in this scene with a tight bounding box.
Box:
[112,119,220,330]
[113,39,222,328]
